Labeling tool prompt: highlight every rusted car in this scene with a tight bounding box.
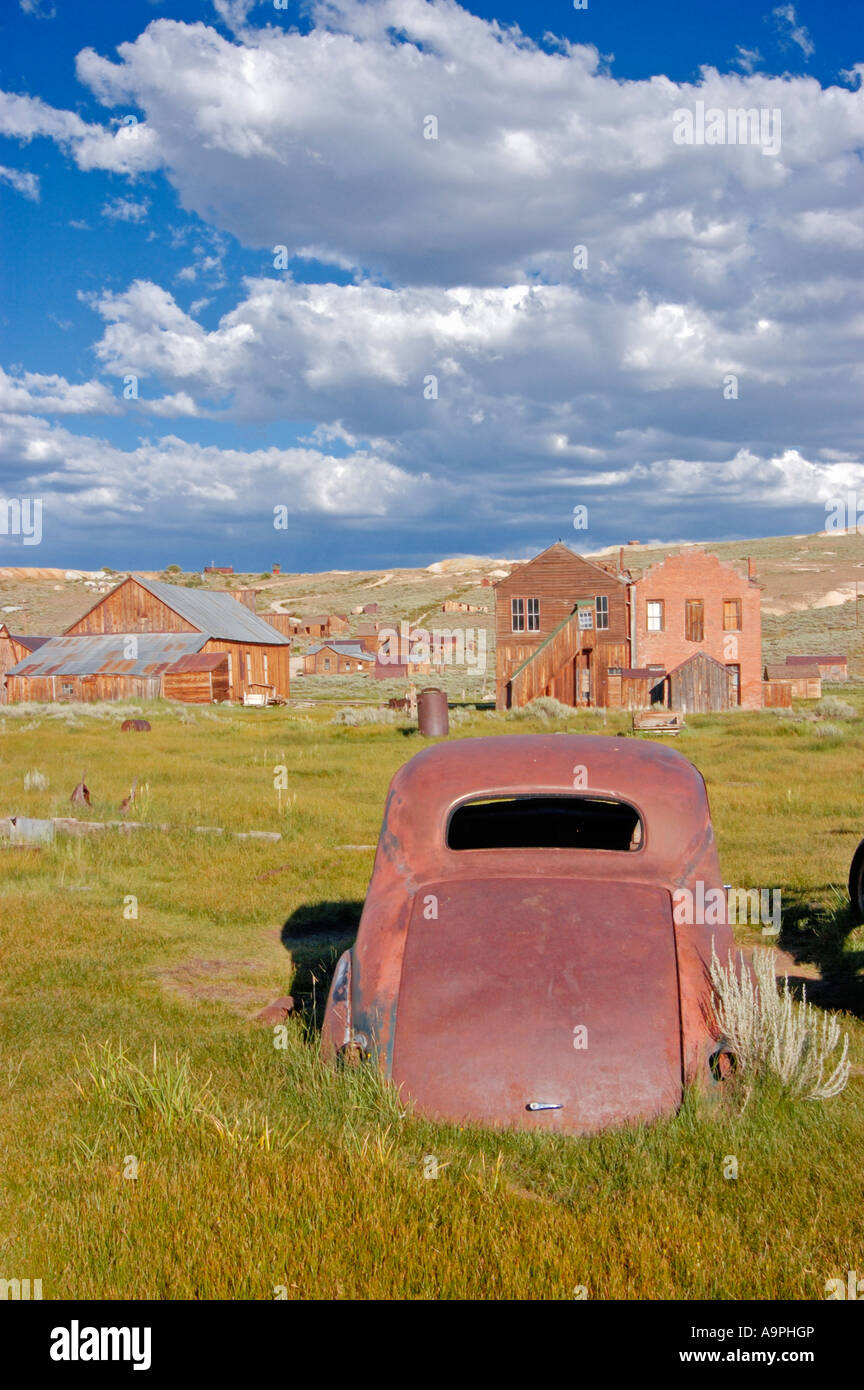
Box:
[321,734,733,1135]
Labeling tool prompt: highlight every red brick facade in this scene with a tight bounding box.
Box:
[633,550,762,709]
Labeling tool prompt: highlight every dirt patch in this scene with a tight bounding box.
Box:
[156,957,277,1016]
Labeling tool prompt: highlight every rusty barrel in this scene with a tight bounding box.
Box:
[417,687,449,737]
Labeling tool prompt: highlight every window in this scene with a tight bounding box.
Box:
[61,681,74,697]
[511,598,524,632]
[447,795,643,852]
[577,607,594,630]
[726,663,741,705]
[595,595,609,630]
[685,599,704,643]
[263,653,269,682]
[646,600,664,632]
[323,658,331,671]
[723,599,742,631]
[526,598,540,631]
[245,652,253,683]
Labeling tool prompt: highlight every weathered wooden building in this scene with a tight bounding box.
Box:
[41,574,290,702]
[303,642,375,675]
[295,614,349,639]
[606,667,666,710]
[786,654,847,682]
[664,652,733,714]
[494,543,631,709]
[0,625,50,703]
[765,663,821,700]
[5,633,211,703]
[162,652,231,703]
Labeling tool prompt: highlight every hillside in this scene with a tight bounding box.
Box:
[2,528,864,677]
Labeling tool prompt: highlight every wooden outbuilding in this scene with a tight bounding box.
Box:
[162,652,230,703]
[785,654,847,682]
[765,663,821,699]
[663,652,733,714]
[5,633,209,703]
[606,667,666,710]
[0,625,50,703]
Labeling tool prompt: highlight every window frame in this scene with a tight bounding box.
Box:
[723,598,742,632]
[646,600,664,633]
[595,594,609,630]
[685,599,704,643]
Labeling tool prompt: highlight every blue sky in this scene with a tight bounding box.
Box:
[0,0,861,570]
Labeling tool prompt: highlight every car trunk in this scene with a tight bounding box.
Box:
[390,876,682,1134]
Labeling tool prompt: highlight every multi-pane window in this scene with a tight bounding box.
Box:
[723,599,742,631]
[646,600,664,632]
[726,664,741,704]
[512,597,539,632]
[578,607,594,630]
[685,599,704,643]
[595,595,609,630]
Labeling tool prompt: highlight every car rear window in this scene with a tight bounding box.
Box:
[446,795,643,852]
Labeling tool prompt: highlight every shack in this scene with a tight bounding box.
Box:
[765,662,821,699]
[664,652,733,714]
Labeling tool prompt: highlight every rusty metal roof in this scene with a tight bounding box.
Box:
[786,653,846,665]
[163,652,229,673]
[7,632,207,678]
[8,634,51,652]
[765,663,818,680]
[131,576,290,645]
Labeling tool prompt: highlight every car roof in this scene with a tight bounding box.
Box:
[379,734,714,885]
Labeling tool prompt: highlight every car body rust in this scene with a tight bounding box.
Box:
[321,733,732,1135]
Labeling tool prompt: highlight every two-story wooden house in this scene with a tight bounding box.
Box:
[494,543,632,709]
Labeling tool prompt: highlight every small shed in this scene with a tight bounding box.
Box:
[607,667,666,710]
[664,652,733,713]
[162,652,230,703]
[0,626,51,703]
[786,654,846,682]
[763,678,793,708]
[765,663,821,700]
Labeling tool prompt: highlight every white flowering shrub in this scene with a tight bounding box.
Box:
[710,947,850,1101]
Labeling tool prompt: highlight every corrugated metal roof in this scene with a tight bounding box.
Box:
[7,632,207,678]
[9,634,51,652]
[131,576,290,645]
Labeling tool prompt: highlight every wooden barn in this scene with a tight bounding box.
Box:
[0,624,50,703]
[786,654,846,683]
[5,633,210,703]
[303,642,375,675]
[55,574,290,702]
[663,652,733,714]
[494,543,631,710]
[765,663,821,700]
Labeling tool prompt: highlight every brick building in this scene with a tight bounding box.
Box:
[633,549,762,709]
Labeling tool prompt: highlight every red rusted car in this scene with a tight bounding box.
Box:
[321,733,732,1135]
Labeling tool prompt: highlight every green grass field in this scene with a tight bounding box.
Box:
[2,697,863,1300]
